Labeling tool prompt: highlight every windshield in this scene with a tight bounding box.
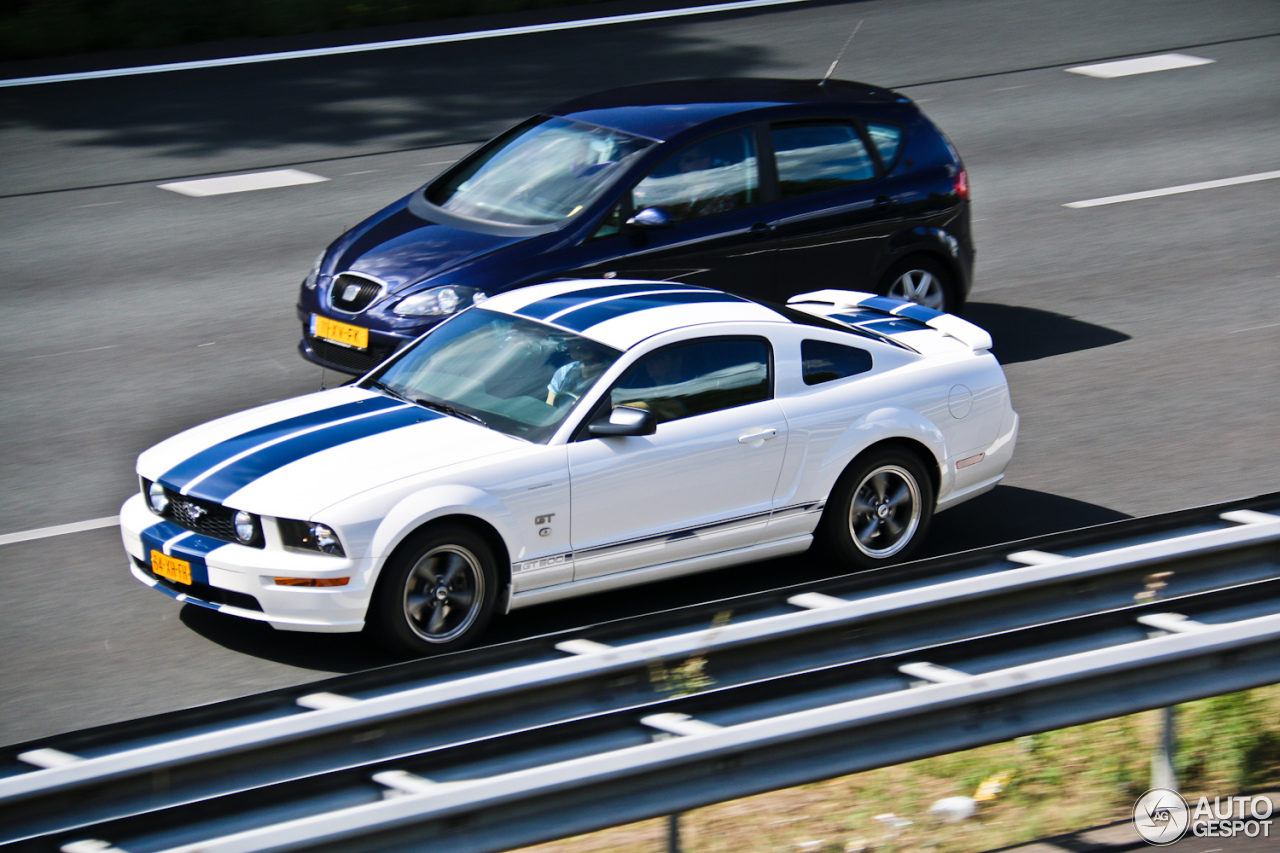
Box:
[367,308,622,443]
[426,117,654,226]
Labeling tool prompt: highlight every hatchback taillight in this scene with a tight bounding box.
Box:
[954,166,970,201]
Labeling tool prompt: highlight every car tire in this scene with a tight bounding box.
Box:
[367,522,499,657]
[818,447,934,569]
[878,256,956,314]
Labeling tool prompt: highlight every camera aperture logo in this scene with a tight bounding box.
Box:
[1134,788,1189,845]
[1134,789,1275,844]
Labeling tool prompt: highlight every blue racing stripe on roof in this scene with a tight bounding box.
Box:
[515,282,708,321]
[554,290,745,332]
[184,406,438,503]
[160,396,405,492]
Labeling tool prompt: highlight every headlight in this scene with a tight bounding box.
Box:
[302,250,326,290]
[278,518,346,557]
[233,510,262,545]
[393,285,486,317]
[146,481,169,515]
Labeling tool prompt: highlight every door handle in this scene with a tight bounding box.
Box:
[874,195,894,212]
[748,222,776,240]
[738,428,778,444]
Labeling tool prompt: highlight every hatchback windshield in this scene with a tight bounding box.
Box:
[366,308,622,442]
[426,117,654,226]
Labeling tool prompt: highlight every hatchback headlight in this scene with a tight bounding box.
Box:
[302,250,326,290]
[278,518,346,557]
[393,285,486,317]
[146,480,169,515]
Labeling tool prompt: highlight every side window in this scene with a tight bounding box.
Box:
[589,202,623,241]
[610,339,771,424]
[630,129,758,225]
[770,123,876,199]
[801,339,872,385]
[865,122,904,167]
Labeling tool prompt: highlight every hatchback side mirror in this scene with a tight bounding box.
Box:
[625,207,674,229]
[588,405,657,437]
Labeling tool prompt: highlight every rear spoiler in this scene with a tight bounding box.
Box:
[787,290,993,353]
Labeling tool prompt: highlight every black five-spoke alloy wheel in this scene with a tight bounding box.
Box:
[369,522,499,656]
[820,448,934,569]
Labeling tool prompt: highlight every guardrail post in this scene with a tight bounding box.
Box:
[667,812,682,853]
[1151,706,1178,791]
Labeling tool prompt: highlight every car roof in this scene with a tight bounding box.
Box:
[480,279,789,351]
[545,77,903,141]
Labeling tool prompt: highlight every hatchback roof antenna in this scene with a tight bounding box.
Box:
[820,19,863,86]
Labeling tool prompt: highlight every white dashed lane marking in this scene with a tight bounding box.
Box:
[1065,170,1280,208]
[158,169,328,197]
[1067,53,1214,78]
[0,517,119,547]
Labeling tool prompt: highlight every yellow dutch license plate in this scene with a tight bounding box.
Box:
[312,315,369,350]
[151,550,192,585]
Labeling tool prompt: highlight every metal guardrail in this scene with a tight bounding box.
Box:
[1,495,1278,851]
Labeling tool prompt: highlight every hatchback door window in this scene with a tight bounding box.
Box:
[630,129,759,225]
[607,338,771,425]
[770,123,876,200]
[865,122,904,167]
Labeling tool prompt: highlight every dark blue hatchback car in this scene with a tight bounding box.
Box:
[298,77,974,374]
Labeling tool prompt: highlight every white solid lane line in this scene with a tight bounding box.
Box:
[0,0,814,88]
[158,169,328,197]
[0,516,119,547]
[1067,53,1215,78]
[1064,169,1280,208]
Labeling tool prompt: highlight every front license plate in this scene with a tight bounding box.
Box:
[311,315,369,350]
[151,550,192,585]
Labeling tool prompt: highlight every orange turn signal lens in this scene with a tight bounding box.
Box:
[274,577,349,587]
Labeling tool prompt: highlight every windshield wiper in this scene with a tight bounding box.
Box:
[369,381,415,405]
[414,397,490,429]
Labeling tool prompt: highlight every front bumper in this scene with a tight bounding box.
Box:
[121,494,370,633]
[296,307,420,376]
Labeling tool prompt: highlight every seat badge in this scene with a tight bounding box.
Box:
[342,283,363,302]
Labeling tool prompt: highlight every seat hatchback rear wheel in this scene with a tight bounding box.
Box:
[368,523,498,656]
[820,448,934,569]
[880,257,954,313]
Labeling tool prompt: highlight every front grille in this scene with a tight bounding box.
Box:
[164,491,239,541]
[305,328,393,374]
[133,556,264,612]
[330,274,382,312]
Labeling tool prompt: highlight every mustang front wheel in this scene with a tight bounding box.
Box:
[368,523,499,656]
[820,449,934,569]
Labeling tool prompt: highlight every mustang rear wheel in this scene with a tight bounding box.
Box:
[368,522,499,656]
[819,448,934,569]
[879,256,955,313]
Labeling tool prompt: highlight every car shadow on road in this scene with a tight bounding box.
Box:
[179,606,399,672]
[179,486,1129,668]
[964,302,1130,364]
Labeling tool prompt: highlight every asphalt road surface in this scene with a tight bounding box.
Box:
[1,0,1278,748]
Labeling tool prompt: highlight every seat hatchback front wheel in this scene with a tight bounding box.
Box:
[368,523,498,656]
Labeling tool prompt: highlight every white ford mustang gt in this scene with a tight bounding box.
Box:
[121,279,1017,654]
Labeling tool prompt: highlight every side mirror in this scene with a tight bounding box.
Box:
[625,207,674,229]
[588,405,657,438]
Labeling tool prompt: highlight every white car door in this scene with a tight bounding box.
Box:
[566,337,788,579]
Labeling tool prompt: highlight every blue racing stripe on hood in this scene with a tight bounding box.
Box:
[554,289,744,332]
[515,282,707,321]
[183,406,439,503]
[160,396,406,492]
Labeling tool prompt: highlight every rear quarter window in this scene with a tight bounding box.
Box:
[802,339,873,385]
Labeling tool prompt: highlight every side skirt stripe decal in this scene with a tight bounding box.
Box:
[161,396,405,491]
[184,407,437,503]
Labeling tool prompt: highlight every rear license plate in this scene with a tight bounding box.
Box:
[311,315,369,350]
[151,550,192,585]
